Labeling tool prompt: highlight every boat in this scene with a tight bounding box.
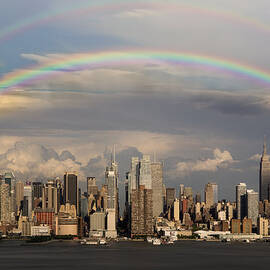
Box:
[99,239,107,245]
[152,239,161,246]
[81,239,99,245]
[147,237,153,243]
[166,239,174,245]
[85,240,99,245]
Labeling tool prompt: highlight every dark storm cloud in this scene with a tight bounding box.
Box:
[189,91,269,116]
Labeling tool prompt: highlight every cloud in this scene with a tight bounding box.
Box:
[0,141,143,184]
[189,91,270,116]
[0,94,50,114]
[176,148,234,176]
[115,9,158,18]
[0,142,81,181]
[249,153,261,161]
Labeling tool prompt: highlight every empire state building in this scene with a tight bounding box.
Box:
[259,140,270,201]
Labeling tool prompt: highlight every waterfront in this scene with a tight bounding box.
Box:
[1,240,270,269]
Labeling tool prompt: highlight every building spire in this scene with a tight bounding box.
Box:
[263,135,267,156]
[113,144,116,163]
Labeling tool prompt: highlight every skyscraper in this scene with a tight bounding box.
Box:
[4,172,16,217]
[259,139,270,201]
[195,192,201,203]
[179,184,184,199]
[131,185,153,237]
[105,167,117,210]
[87,177,98,197]
[64,172,78,214]
[129,155,154,237]
[246,189,259,226]
[0,183,11,223]
[15,181,24,213]
[32,182,43,199]
[42,180,60,213]
[205,182,218,208]
[105,146,119,232]
[166,188,176,209]
[151,161,163,217]
[139,155,152,189]
[184,187,193,198]
[236,183,247,220]
[130,157,139,190]
[23,183,33,219]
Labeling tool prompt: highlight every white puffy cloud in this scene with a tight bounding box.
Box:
[176,148,234,176]
[0,142,82,181]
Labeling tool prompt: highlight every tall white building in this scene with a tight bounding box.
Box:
[139,155,152,189]
[246,189,259,226]
[105,146,119,235]
[236,183,247,220]
[24,183,33,219]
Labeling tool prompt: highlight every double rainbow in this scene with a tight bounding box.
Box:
[1,0,270,43]
[1,50,270,91]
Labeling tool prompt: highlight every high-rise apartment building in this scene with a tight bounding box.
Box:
[236,183,247,220]
[0,183,11,223]
[128,154,154,237]
[205,182,218,208]
[151,162,163,217]
[259,140,270,201]
[131,185,153,237]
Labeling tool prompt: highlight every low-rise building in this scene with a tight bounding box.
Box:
[31,225,50,236]
[55,203,78,236]
[257,217,269,236]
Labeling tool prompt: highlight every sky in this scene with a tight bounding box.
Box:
[1,0,270,205]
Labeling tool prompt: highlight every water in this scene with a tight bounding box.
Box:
[1,240,270,270]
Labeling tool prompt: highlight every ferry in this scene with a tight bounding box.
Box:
[85,240,99,245]
[80,239,99,245]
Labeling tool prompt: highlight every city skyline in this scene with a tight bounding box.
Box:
[1,0,270,206]
[1,1,270,269]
